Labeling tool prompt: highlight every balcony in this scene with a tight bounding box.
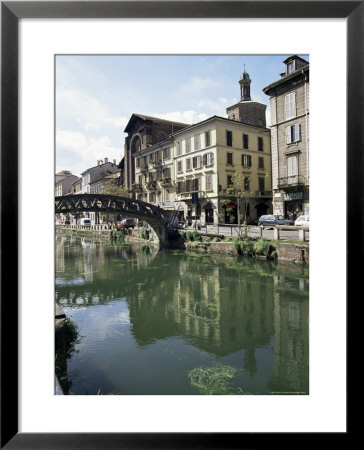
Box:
[146,180,157,190]
[151,159,163,169]
[132,183,143,192]
[277,175,308,189]
[255,190,272,198]
[159,177,172,187]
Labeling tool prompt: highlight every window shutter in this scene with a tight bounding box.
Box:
[286,126,292,144]
[203,154,207,166]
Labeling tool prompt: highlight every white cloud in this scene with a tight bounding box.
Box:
[152,110,208,125]
[57,88,128,131]
[56,130,122,175]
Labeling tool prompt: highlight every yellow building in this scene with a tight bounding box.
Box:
[132,115,272,225]
[173,115,272,225]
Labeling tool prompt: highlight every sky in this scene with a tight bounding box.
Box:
[56,54,309,177]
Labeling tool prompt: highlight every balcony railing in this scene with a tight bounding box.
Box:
[255,190,272,198]
[277,175,308,189]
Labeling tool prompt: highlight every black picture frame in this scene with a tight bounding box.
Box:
[1,1,359,448]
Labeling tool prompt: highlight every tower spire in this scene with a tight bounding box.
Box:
[239,67,251,101]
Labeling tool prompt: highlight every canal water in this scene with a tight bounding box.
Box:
[55,234,309,395]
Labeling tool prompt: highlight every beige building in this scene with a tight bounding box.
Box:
[263,55,309,219]
[133,138,175,209]
[173,116,272,225]
[132,115,272,225]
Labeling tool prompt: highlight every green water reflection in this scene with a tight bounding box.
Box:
[55,235,309,395]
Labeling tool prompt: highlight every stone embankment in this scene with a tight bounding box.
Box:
[56,226,309,264]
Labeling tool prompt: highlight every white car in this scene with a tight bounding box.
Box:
[294,215,309,227]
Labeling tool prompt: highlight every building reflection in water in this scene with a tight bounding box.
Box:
[56,235,309,394]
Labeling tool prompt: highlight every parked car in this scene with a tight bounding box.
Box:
[80,218,91,226]
[294,215,310,227]
[117,218,136,229]
[258,215,294,227]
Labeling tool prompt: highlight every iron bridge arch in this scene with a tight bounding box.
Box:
[55,194,170,245]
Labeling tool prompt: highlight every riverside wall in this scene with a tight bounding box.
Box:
[56,226,309,264]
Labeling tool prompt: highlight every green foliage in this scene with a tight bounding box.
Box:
[138,228,150,240]
[188,364,244,395]
[62,317,83,359]
[233,238,255,257]
[253,237,271,257]
[101,179,129,197]
[269,250,278,260]
[110,228,129,241]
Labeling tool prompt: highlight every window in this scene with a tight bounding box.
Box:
[258,137,264,152]
[149,153,154,163]
[227,152,233,165]
[176,181,185,194]
[163,147,170,159]
[242,154,252,167]
[259,177,265,192]
[244,177,250,191]
[227,175,233,188]
[185,137,191,153]
[136,158,140,168]
[285,92,296,120]
[163,167,171,178]
[185,179,191,193]
[258,157,264,169]
[226,130,233,147]
[176,141,182,156]
[186,158,192,171]
[192,178,200,192]
[243,134,249,149]
[205,174,213,191]
[194,134,201,151]
[193,155,202,169]
[287,155,298,178]
[286,124,301,144]
[286,61,295,74]
[177,161,183,173]
[205,131,211,147]
[203,152,214,166]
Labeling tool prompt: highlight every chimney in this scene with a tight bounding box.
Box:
[113,159,116,165]
[104,157,108,164]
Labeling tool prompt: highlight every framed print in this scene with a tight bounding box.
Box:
[1,0,360,448]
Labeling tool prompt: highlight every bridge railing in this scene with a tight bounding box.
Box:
[56,224,113,230]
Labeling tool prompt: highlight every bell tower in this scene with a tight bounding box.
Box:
[226,65,267,128]
[239,68,251,101]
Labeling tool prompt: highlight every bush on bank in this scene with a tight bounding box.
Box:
[179,230,277,260]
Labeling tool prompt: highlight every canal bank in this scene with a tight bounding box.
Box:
[56,226,309,264]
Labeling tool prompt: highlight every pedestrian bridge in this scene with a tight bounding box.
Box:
[55,194,171,245]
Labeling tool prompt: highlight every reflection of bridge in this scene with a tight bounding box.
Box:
[55,194,170,244]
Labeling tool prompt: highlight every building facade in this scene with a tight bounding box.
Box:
[81,158,119,194]
[173,116,272,225]
[133,138,175,210]
[123,114,189,191]
[263,55,309,220]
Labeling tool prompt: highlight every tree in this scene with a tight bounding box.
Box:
[100,179,130,197]
[100,179,130,225]
[226,173,253,237]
